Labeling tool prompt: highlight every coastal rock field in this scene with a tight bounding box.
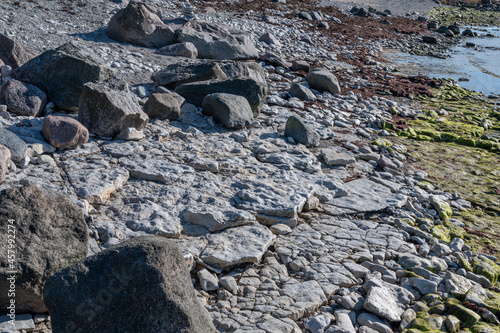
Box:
[0,0,499,332]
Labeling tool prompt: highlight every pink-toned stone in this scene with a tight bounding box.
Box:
[42,115,89,149]
[0,33,36,69]
[0,144,11,183]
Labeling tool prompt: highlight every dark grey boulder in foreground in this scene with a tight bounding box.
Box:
[15,41,114,111]
[175,77,268,117]
[202,93,254,129]
[0,185,88,313]
[44,236,217,333]
[106,1,176,48]
[284,116,320,147]
[78,81,149,137]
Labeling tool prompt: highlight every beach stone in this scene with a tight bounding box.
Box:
[322,149,356,166]
[259,32,281,46]
[201,93,254,129]
[176,21,258,60]
[335,310,355,333]
[291,60,310,72]
[260,52,292,68]
[305,315,331,333]
[289,83,316,101]
[430,243,452,256]
[0,145,9,183]
[0,79,47,117]
[445,271,473,297]
[197,269,219,291]
[284,116,319,147]
[357,313,393,333]
[175,77,267,117]
[200,224,275,268]
[143,92,181,121]
[445,315,460,333]
[15,41,114,111]
[422,36,437,44]
[115,127,145,141]
[78,81,148,137]
[0,127,28,163]
[0,33,35,68]
[364,286,404,322]
[408,277,438,295]
[218,61,266,84]
[0,185,88,313]
[106,1,175,48]
[306,68,340,95]
[43,236,216,333]
[181,205,255,232]
[42,115,89,149]
[152,63,227,89]
[219,276,238,293]
[156,42,198,58]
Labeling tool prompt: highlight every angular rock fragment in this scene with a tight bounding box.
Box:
[181,205,255,232]
[0,79,47,117]
[175,77,268,117]
[106,1,176,48]
[0,185,88,313]
[306,68,341,95]
[201,93,254,129]
[42,115,89,149]
[16,41,113,111]
[0,33,35,68]
[78,81,148,137]
[43,236,216,333]
[200,224,275,268]
[364,286,404,322]
[284,116,320,147]
[143,92,181,121]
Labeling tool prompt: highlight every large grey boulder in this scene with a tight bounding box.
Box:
[78,81,149,137]
[175,77,268,117]
[15,41,114,111]
[306,68,341,95]
[106,1,176,48]
[152,62,227,89]
[0,128,28,163]
[289,83,316,101]
[43,236,216,333]
[201,93,254,129]
[1,79,47,117]
[0,33,36,69]
[284,116,320,147]
[176,21,258,60]
[143,92,181,121]
[0,185,88,313]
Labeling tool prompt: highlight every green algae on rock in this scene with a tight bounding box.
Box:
[428,7,500,27]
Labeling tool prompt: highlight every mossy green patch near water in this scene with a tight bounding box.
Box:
[428,7,500,27]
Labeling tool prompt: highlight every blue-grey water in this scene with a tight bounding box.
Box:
[386,27,500,95]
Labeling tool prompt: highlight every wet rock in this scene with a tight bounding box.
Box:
[176,21,258,60]
[0,33,35,68]
[0,145,10,183]
[306,68,341,95]
[106,1,176,48]
[0,127,28,163]
[200,224,275,268]
[284,116,320,147]
[156,42,198,59]
[0,79,47,117]
[0,185,88,313]
[201,93,254,129]
[175,77,268,117]
[78,81,148,137]
[43,236,216,333]
[143,92,181,121]
[42,115,89,149]
[15,41,114,111]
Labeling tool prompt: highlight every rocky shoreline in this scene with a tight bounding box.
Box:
[0,0,499,333]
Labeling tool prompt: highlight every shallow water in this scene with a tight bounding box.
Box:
[386,27,500,95]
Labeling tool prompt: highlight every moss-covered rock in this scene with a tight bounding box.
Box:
[445,315,460,333]
[410,312,446,332]
[446,298,481,327]
[373,138,393,147]
[472,257,500,285]
[430,196,453,221]
[432,225,451,243]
